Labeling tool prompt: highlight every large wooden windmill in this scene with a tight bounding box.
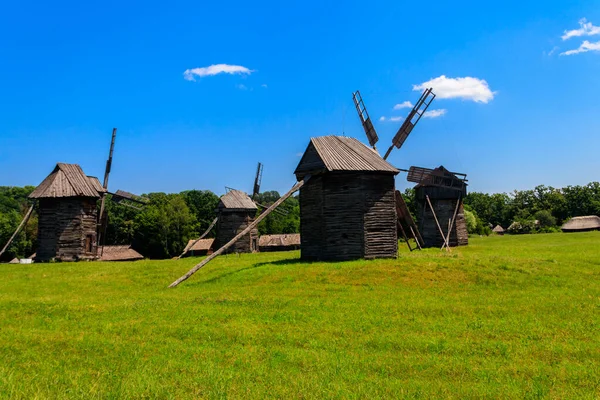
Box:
[167,88,437,285]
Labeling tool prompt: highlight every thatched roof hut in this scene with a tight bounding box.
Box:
[181,238,215,257]
[214,190,258,253]
[492,225,505,235]
[258,234,300,252]
[99,245,144,261]
[294,135,399,261]
[561,216,600,232]
[415,166,468,248]
[29,163,105,262]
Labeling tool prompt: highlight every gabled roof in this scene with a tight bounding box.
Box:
[294,136,399,179]
[561,216,600,231]
[99,245,144,261]
[492,225,505,233]
[29,163,106,199]
[183,238,215,253]
[218,190,257,210]
[259,233,300,247]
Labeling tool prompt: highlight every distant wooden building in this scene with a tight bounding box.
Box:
[492,225,505,235]
[415,166,468,248]
[259,233,301,252]
[28,163,106,262]
[294,136,399,261]
[181,238,215,257]
[213,190,258,253]
[561,216,600,232]
[99,245,144,261]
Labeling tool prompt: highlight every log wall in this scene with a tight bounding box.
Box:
[299,172,397,261]
[36,198,99,262]
[214,211,258,254]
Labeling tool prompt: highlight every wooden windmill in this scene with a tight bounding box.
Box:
[0,128,148,262]
[403,166,469,249]
[352,88,436,250]
[168,89,437,286]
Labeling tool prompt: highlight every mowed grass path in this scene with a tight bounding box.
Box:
[1,233,599,399]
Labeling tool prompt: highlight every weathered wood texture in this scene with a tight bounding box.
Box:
[36,198,99,262]
[213,211,258,253]
[416,194,468,248]
[299,172,397,261]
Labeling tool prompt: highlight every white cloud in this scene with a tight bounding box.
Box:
[379,116,386,121]
[560,40,600,55]
[236,83,248,90]
[389,116,403,122]
[183,64,254,81]
[423,109,447,118]
[261,84,268,88]
[393,101,413,110]
[547,46,559,56]
[561,18,600,41]
[413,75,495,103]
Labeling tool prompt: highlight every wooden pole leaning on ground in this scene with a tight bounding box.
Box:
[425,195,450,250]
[176,217,219,259]
[0,204,35,258]
[169,176,310,288]
[441,194,462,251]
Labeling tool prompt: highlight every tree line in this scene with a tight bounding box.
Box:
[402,182,600,235]
[1,181,599,260]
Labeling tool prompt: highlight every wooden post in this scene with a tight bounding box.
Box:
[425,195,449,249]
[441,195,462,251]
[0,204,35,258]
[169,176,310,288]
[176,217,218,259]
[409,226,422,250]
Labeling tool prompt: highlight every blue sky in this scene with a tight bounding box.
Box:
[1,0,599,196]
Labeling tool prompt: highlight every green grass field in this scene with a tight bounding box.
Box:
[1,233,599,399]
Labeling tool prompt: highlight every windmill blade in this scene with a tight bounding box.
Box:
[402,166,467,191]
[252,162,263,200]
[110,189,149,205]
[352,90,379,149]
[383,88,435,160]
[97,128,117,247]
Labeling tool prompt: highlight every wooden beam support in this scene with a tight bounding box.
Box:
[425,195,450,250]
[169,176,309,288]
[0,204,35,258]
[441,195,462,251]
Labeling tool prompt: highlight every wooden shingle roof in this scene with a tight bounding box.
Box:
[295,136,399,179]
[99,245,144,261]
[29,163,106,199]
[218,190,257,210]
[183,238,215,253]
[258,233,300,247]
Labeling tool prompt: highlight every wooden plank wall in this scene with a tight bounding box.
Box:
[300,172,397,261]
[363,175,397,259]
[214,211,258,253]
[37,198,99,262]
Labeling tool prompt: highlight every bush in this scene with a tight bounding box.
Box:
[534,210,556,228]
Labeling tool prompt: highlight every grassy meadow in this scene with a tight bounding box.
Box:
[1,232,599,399]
